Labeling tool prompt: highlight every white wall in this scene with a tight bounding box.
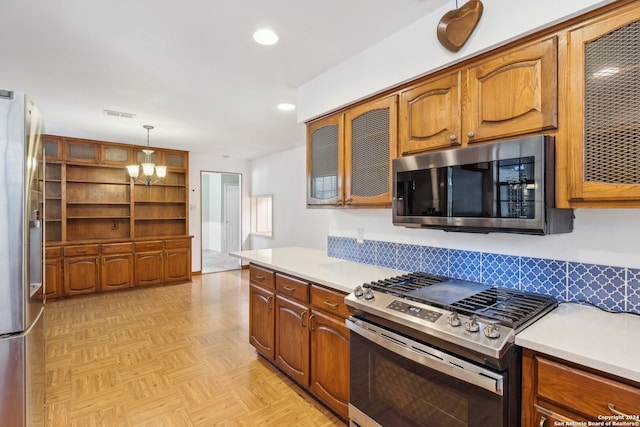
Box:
[189,153,252,272]
[297,0,615,122]
[255,147,640,269]
[249,144,331,251]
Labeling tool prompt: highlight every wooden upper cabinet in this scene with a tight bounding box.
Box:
[307,95,396,207]
[399,71,462,155]
[307,114,344,206]
[465,36,558,144]
[161,149,188,170]
[65,139,99,163]
[101,143,133,166]
[565,2,640,205]
[344,95,397,207]
[43,135,63,162]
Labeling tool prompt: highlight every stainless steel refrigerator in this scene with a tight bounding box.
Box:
[0,90,46,426]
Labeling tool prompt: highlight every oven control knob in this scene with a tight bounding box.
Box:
[483,322,501,339]
[363,289,375,301]
[447,312,461,327]
[465,316,480,333]
[354,286,364,298]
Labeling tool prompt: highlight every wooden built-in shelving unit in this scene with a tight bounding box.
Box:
[42,134,192,299]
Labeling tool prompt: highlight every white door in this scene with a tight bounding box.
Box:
[223,183,240,254]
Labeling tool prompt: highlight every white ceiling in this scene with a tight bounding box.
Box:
[1,0,449,160]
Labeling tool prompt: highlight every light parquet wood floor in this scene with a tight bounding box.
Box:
[45,270,347,427]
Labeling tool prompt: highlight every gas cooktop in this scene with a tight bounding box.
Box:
[345,272,558,359]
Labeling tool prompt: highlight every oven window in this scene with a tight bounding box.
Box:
[373,356,468,427]
[350,333,506,427]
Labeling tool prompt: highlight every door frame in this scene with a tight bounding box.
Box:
[200,170,242,273]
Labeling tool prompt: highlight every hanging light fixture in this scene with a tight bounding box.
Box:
[127,125,167,186]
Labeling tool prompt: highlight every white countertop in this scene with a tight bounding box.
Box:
[229,247,404,293]
[232,247,640,383]
[516,303,640,383]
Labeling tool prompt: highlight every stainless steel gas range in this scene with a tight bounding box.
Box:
[345,272,557,427]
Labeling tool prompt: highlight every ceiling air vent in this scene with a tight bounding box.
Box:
[103,109,136,119]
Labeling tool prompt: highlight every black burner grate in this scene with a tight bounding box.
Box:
[363,272,557,330]
[364,272,447,296]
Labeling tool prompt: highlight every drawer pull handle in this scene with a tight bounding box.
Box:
[76,249,86,253]
[323,300,339,308]
[267,296,273,310]
[254,274,265,280]
[608,403,630,417]
[539,416,546,427]
[283,285,295,292]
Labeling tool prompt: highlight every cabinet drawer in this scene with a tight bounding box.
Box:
[45,247,63,258]
[135,241,164,252]
[276,273,309,303]
[164,238,190,249]
[102,242,133,254]
[64,244,100,257]
[310,285,349,318]
[537,356,640,418]
[249,265,275,290]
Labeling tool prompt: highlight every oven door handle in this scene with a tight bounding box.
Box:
[346,317,505,396]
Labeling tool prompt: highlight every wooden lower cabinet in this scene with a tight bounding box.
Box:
[164,247,190,283]
[310,309,350,419]
[45,257,63,300]
[249,283,275,359]
[101,242,134,292]
[275,295,310,386]
[135,250,164,287]
[46,237,192,298]
[64,255,100,296]
[522,349,640,424]
[101,254,134,291]
[45,247,63,300]
[248,264,350,420]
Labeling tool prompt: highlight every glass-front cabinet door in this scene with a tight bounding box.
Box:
[307,114,344,206]
[566,2,640,205]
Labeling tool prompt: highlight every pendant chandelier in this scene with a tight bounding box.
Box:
[127,125,167,186]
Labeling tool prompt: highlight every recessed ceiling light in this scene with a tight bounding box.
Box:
[277,103,295,111]
[253,29,279,46]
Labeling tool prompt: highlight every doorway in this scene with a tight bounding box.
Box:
[201,171,241,273]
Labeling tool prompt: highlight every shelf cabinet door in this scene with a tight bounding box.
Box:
[63,255,100,296]
[45,257,62,300]
[465,36,558,144]
[101,254,134,291]
[101,144,133,166]
[65,139,99,163]
[307,114,344,206]
[164,247,190,283]
[275,295,310,386]
[399,71,462,155]
[249,283,276,360]
[309,310,350,419]
[344,95,397,207]
[566,3,640,204]
[134,251,164,287]
[43,135,63,162]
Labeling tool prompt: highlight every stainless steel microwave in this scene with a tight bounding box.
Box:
[392,135,574,234]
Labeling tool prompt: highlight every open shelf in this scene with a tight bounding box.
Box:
[44,135,189,244]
